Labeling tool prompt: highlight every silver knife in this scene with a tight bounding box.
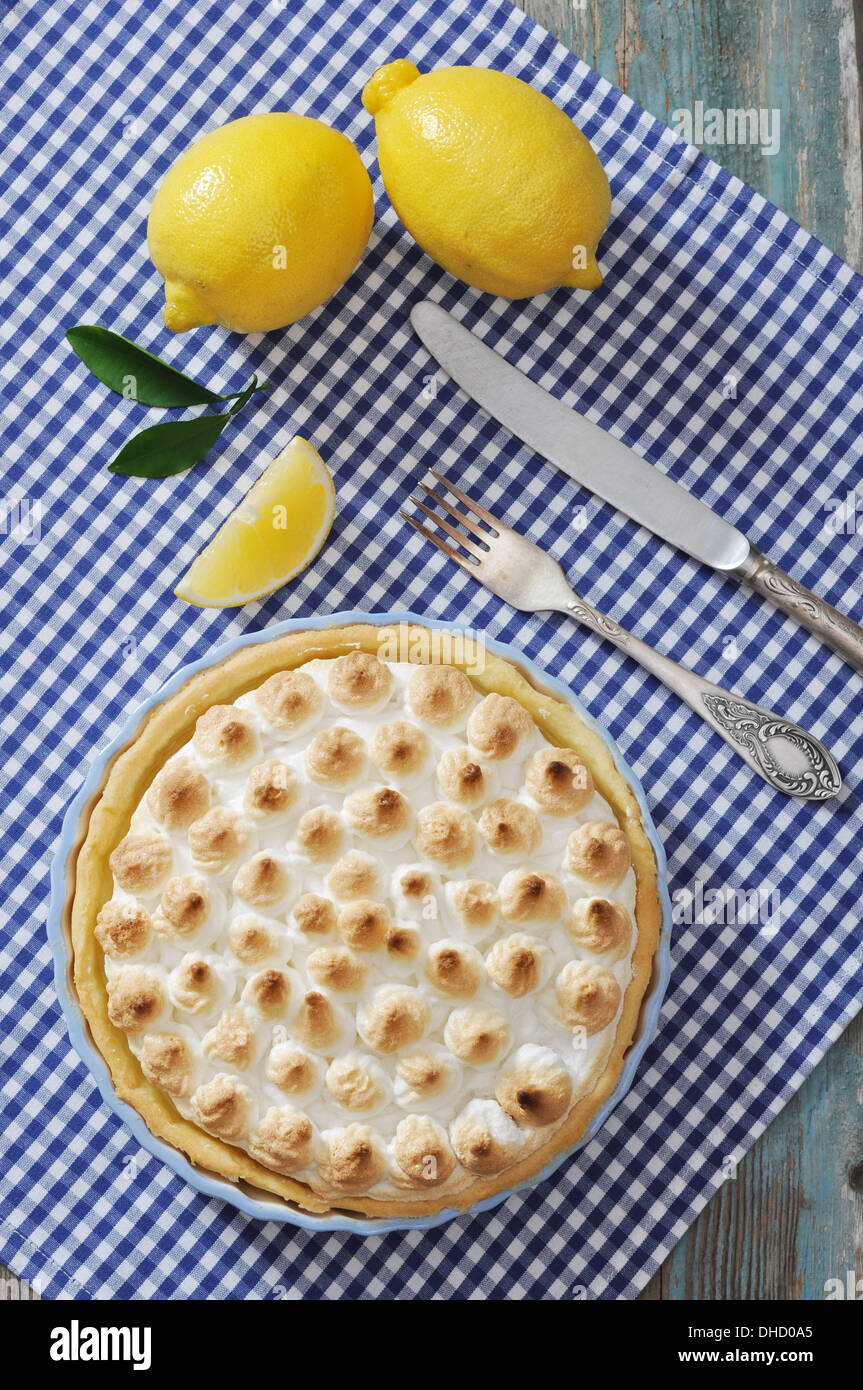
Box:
[411,300,863,674]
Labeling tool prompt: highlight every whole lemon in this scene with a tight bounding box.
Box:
[362,60,611,297]
[147,113,374,333]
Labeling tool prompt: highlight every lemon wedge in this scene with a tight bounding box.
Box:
[175,436,336,607]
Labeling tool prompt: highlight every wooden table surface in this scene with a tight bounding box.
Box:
[512,0,863,1301]
[3,0,861,1305]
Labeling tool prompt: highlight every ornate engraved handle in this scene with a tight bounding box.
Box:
[562,595,843,801]
[733,547,863,674]
[698,692,842,800]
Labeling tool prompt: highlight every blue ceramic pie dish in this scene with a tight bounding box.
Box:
[48,609,672,1234]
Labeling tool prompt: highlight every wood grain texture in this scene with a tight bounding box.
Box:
[513,0,863,1301]
[515,0,863,270]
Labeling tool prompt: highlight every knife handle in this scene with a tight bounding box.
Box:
[733,547,863,675]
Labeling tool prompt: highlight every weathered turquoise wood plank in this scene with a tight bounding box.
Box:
[514,0,863,1302]
[515,0,863,270]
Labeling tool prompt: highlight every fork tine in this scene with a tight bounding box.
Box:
[428,468,501,532]
[417,483,489,542]
[400,512,480,572]
[408,497,486,559]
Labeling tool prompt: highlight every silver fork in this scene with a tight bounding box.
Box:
[402,470,842,802]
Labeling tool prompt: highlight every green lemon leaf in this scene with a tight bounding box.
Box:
[108,376,260,477]
[67,326,270,408]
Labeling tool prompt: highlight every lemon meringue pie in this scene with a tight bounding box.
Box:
[70,623,661,1218]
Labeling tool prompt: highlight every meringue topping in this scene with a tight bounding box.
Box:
[414,802,476,868]
[327,651,394,711]
[407,664,474,728]
[109,831,173,896]
[254,669,323,732]
[146,759,210,830]
[102,653,639,1204]
[467,693,533,760]
[193,705,259,766]
[243,759,299,821]
[95,899,151,958]
[564,821,631,887]
[554,961,621,1034]
[525,747,593,816]
[249,1107,314,1173]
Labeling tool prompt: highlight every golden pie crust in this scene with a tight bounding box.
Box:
[68,622,662,1219]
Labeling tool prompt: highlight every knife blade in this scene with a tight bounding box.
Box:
[410,299,863,674]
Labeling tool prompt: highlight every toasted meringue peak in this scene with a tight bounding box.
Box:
[106,967,166,1033]
[140,1032,195,1098]
[414,802,477,869]
[444,1006,510,1066]
[305,726,366,787]
[254,669,323,733]
[499,869,566,923]
[448,880,499,933]
[478,799,542,857]
[292,893,336,937]
[232,851,293,909]
[109,831,173,896]
[525,747,594,816]
[336,899,391,952]
[267,1042,320,1096]
[358,985,430,1053]
[385,924,423,967]
[450,1099,524,1175]
[467,693,533,760]
[193,704,259,766]
[291,990,345,1051]
[153,874,211,940]
[321,1123,386,1191]
[326,1053,390,1113]
[146,758,210,830]
[555,961,621,1034]
[495,1045,573,1127]
[564,821,631,887]
[344,786,412,841]
[95,899,151,958]
[228,914,284,965]
[395,1048,459,1105]
[327,650,394,711]
[436,747,490,808]
[243,968,293,1019]
[188,808,250,874]
[424,939,483,998]
[192,1074,252,1141]
[307,945,368,995]
[393,1114,457,1187]
[370,719,431,780]
[567,897,632,961]
[202,1006,257,1069]
[295,806,345,864]
[170,954,221,1015]
[391,864,438,919]
[327,851,381,901]
[249,1107,315,1173]
[243,759,300,820]
[407,664,474,728]
[485,933,548,998]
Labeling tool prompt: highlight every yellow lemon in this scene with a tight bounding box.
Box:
[362,60,611,297]
[175,437,336,607]
[148,114,374,333]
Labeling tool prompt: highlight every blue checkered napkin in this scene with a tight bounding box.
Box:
[1,0,861,1301]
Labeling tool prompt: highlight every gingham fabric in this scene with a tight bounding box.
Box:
[2,0,861,1302]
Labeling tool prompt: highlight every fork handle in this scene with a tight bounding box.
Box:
[559,595,842,801]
